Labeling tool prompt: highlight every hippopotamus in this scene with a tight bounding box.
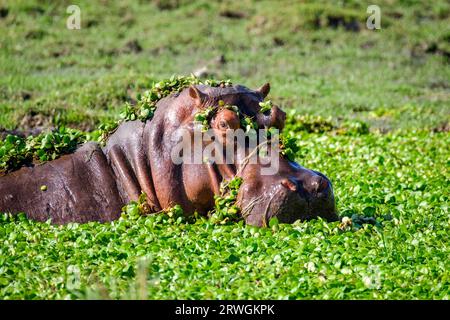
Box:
[0,83,337,226]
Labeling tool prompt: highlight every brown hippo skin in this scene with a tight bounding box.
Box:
[0,142,124,224]
[0,83,337,226]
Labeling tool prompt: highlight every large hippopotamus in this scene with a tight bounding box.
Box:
[0,83,337,226]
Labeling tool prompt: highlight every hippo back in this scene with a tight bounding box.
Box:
[0,142,124,224]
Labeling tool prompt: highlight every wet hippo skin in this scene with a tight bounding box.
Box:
[0,142,123,224]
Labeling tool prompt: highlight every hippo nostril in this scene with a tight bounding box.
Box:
[281,178,297,192]
[310,176,328,193]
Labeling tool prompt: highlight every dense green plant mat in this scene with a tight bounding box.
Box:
[1,130,448,299]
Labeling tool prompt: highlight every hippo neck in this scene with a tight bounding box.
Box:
[103,120,161,212]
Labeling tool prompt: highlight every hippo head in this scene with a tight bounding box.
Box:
[188,83,338,227]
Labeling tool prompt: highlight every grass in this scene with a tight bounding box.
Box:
[0,0,449,299]
[1,0,448,130]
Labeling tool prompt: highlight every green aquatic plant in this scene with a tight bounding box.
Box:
[0,127,86,174]
[209,176,243,225]
[121,75,232,122]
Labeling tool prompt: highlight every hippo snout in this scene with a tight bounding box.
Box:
[281,174,329,195]
[276,173,337,224]
[239,164,338,227]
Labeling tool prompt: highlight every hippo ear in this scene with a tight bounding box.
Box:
[256,83,270,98]
[188,86,206,106]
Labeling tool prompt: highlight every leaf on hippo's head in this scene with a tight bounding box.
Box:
[259,100,273,114]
